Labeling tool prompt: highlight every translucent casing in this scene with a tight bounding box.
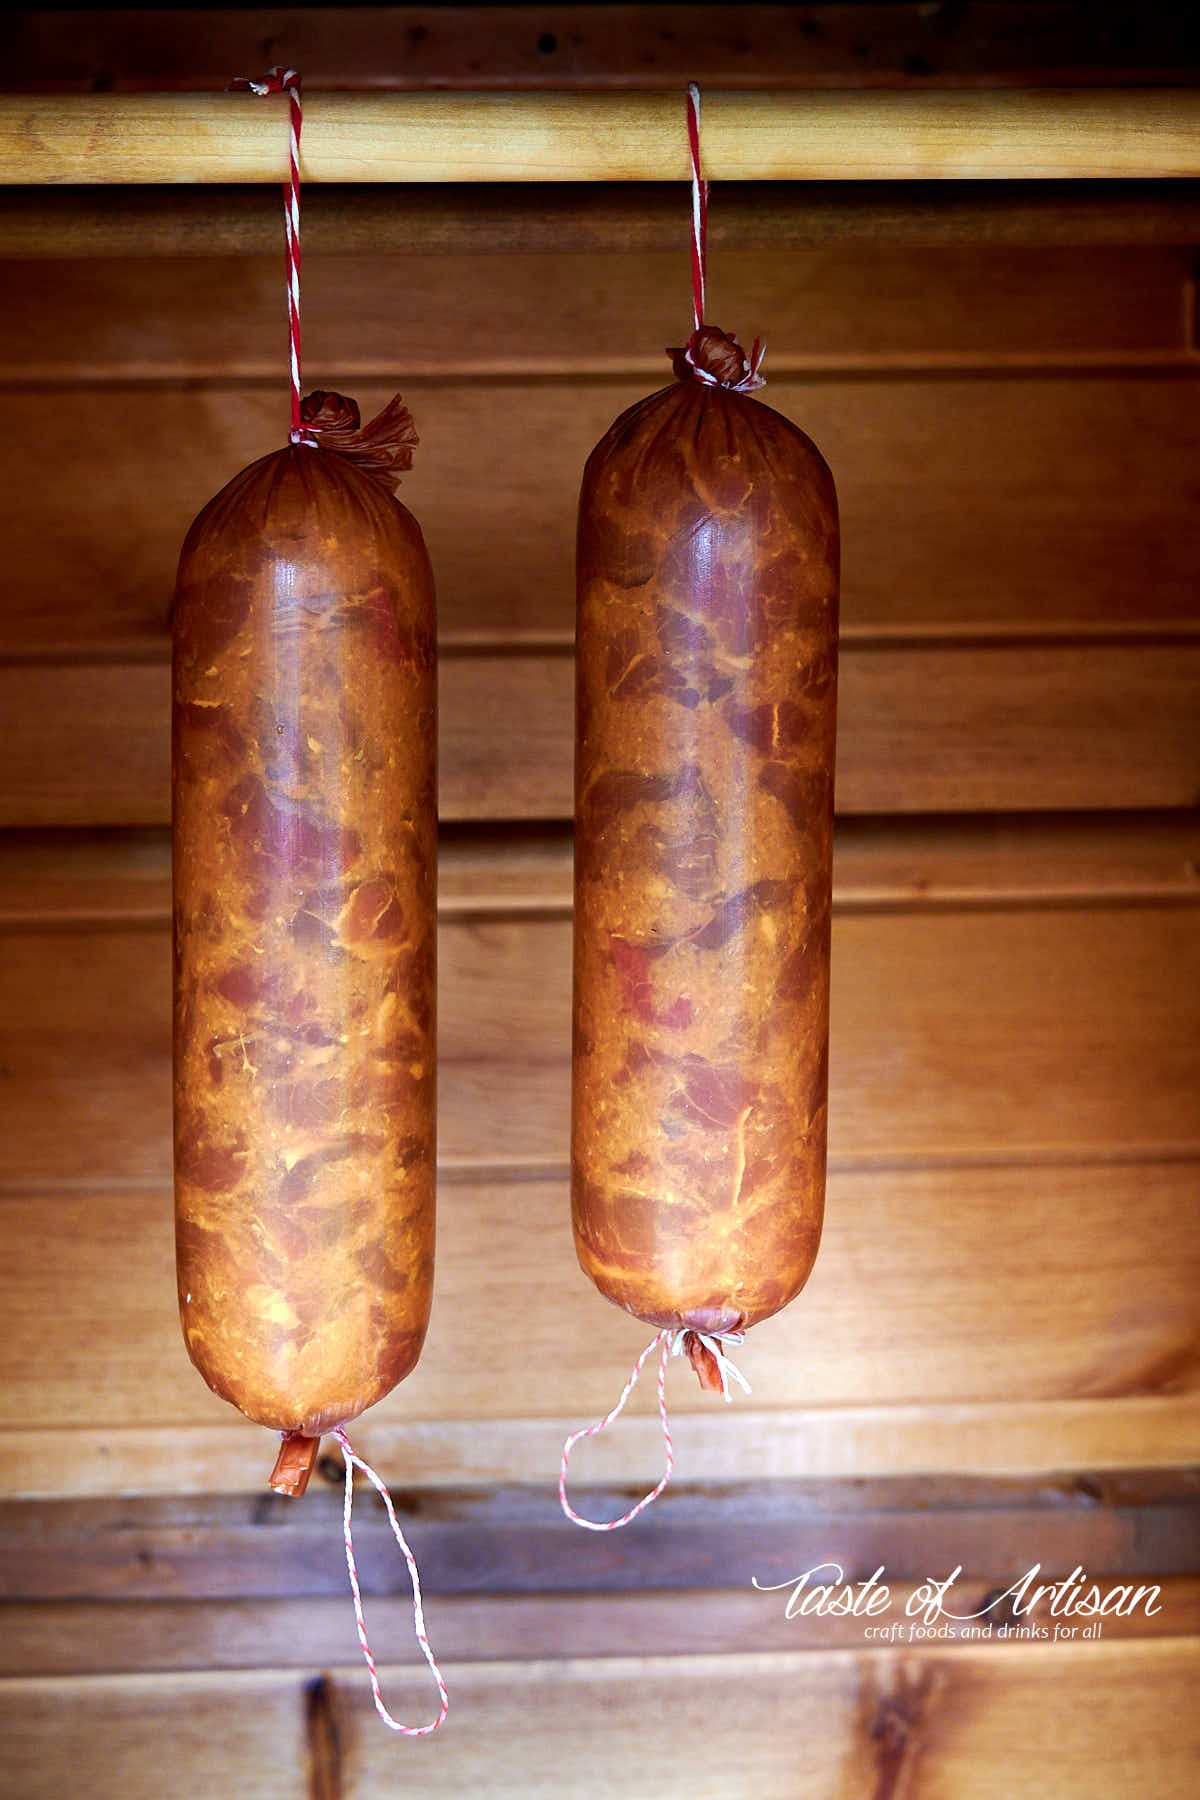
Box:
[573,372,838,1333]
[173,437,436,1435]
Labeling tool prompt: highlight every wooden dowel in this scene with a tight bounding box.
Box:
[3,90,1200,185]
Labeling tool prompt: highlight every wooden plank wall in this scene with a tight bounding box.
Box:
[7,5,1200,91]
[1,6,1199,1796]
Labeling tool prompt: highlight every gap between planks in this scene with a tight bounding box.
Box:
[4,182,1200,258]
[0,814,1197,929]
[5,1397,1200,1498]
[4,355,1200,393]
[3,1470,1195,1603]
[0,1638,1196,1698]
[6,620,1200,659]
[3,1581,1198,1678]
[3,351,1199,387]
[3,1147,1200,1201]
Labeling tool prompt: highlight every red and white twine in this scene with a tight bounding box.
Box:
[559,1328,751,1531]
[684,83,766,392]
[686,82,709,335]
[227,66,441,1738]
[333,1428,449,1736]
[230,66,316,444]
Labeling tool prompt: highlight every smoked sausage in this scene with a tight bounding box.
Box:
[173,391,437,1464]
[572,328,838,1347]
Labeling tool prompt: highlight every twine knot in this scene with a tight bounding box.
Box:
[680,85,765,390]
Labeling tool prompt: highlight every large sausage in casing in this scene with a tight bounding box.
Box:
[573,329,838,1337]
[173,392,436,1438]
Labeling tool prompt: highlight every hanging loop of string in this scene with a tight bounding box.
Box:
[560,1329,673,1532]
[230,66,315,445]
[681,83,766,392]
[333,1427,449,1737]
[559,1327,751,1531]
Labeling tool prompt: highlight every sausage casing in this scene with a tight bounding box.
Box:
[573,333,838,1336]
[173,393,437,1437]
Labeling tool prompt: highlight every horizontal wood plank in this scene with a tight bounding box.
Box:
[5,182,1200,260]
[0,1666,310,1799]
[6,1394,1200,1500]
[0,1642,1197,1798]
[0,827,178,926]
[8,6,1200,92]
[828,813,1200,909]
[2,639,1198,827]
[0,663,169,829]
[14,90,1199,187]
[6,1578,1197,1677]
[0,1163,1195,1474]
[3,812,1197,929]
[5,1473,1196,1603]
[385,373,1200,641]
[2,377,1198,658]
[1,899,1195,1183]
[434,905,1200,1163]
[2,247,1190,382]
[825,641,1200,815]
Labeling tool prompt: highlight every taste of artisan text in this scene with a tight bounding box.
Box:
[753,1561,1162,1625]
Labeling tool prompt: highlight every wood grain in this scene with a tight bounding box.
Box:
[0,1161,1195,1451]
[1,9,1195,1771]
[827,641,1200,815]
[0,1668,310,1799]
[0,828,177,926]
[8,6,1200,94]
[2,247,1190,381]
[1,378,1197,661]
[5,183,1200,260]
[6,90,1200,186]
[828,813,1200,909]
[0,663,169,828]
[0,1643,1196,1798]
[6,1393,1199,1500]
[7,1578,1198,1677]
[5,1473,1195,1603]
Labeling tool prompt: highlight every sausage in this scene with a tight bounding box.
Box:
[173,391,437,1460]
[572,327,838,1346]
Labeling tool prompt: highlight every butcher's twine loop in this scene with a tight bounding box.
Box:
[559,1326,751,1531]
[686,82,709,334]
[333,1427,449,1736]
[230,66,317,445]
[685,83,766,391]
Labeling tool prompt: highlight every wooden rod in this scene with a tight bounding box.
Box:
[3,90,1200,185]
